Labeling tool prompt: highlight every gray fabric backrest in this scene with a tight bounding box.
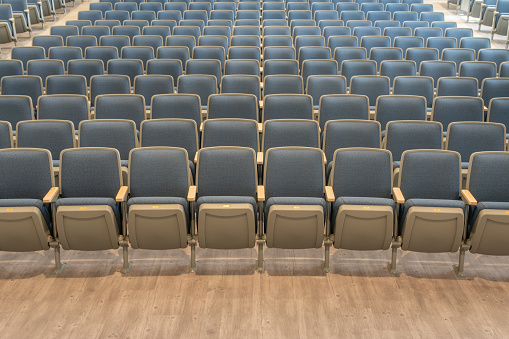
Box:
[0,60,23,85]
[264,75,304,96]
[384,121,443,162]
[202,119,259,151]
[393,76,434,108]
[432,96,484,129]
[0,95,34,125]
[436,77,478,98]
[186,59,221,86]
[37,95,89,128]
[17,121,75,160]
[151,94,201,126]
[265,147,324,199]
[90,75,131,106]
[1,77,42,109]
[196,147,257,197]
[350,75,390,107]
[140,118,198,160]
[129,147,189,198]
[27,60,65,86]
[0,121,12,149]
[468,152,509,202]
[79,120,137,161]
[263,119,319,153]
[332,148,392,198]
[220,75,260,100]
[45,75,88,96]
[11,47,45,71]
[375,95,427,130]
[323,120,381,163]
[67,59,104,87]
[94,94,146,128]
[0,149,53,199]
[60,148,121,198]
[458,61,496,89]
[134,75,174,106]
[446,122,506,163]
[207,94,258,120]
[481,78,509,106]
[263,94,313,121]
[399,150,461,200]
[319,95,369,130]
[177,75,217,105]
[488,98,509,129]
[306,75,347,107]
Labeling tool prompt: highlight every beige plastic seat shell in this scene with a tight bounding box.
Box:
[264,147,327,250]
[196,146,258,250]
[0,148,54,252]
[398,149,464,253]
[266,204,324,249]
[198,203,256,249]
[55,147,123,251]
[330,148,394,251]
[127,147,191,250]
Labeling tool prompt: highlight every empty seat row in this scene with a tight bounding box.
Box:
[1,144,508,276]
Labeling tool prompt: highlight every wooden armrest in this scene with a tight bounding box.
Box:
[116,186,128,202]
[325,186,335,202]
[259,100,263,109]
[258,123,262,133]
[257,185,265,201]
[187,185,197,202]
[43,187,59,203]
[194,153,197,163]
[323,154,327,164]
[392,187,405,204]
[257,152,263,165]
[461,189,477,205]
[199,122,203,132]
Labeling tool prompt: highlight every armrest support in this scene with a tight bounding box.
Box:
[257,152,263,165]
[43,187,59,203]
[187,185,197,202]
[392,187,405,204]
[116,186,128,202]
[257,185,265,201]
[461,189,477,205]
[325,186,335,202]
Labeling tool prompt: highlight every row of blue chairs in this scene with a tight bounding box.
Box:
[1,112,506,179]
[2,58,508,111]
[1,144,508,275]
[1,93,508,166]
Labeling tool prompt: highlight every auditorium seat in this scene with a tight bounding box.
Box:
[54,147,130,272]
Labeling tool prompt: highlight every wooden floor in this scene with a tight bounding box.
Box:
[1,246,509,338]
[2,0,509,338]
